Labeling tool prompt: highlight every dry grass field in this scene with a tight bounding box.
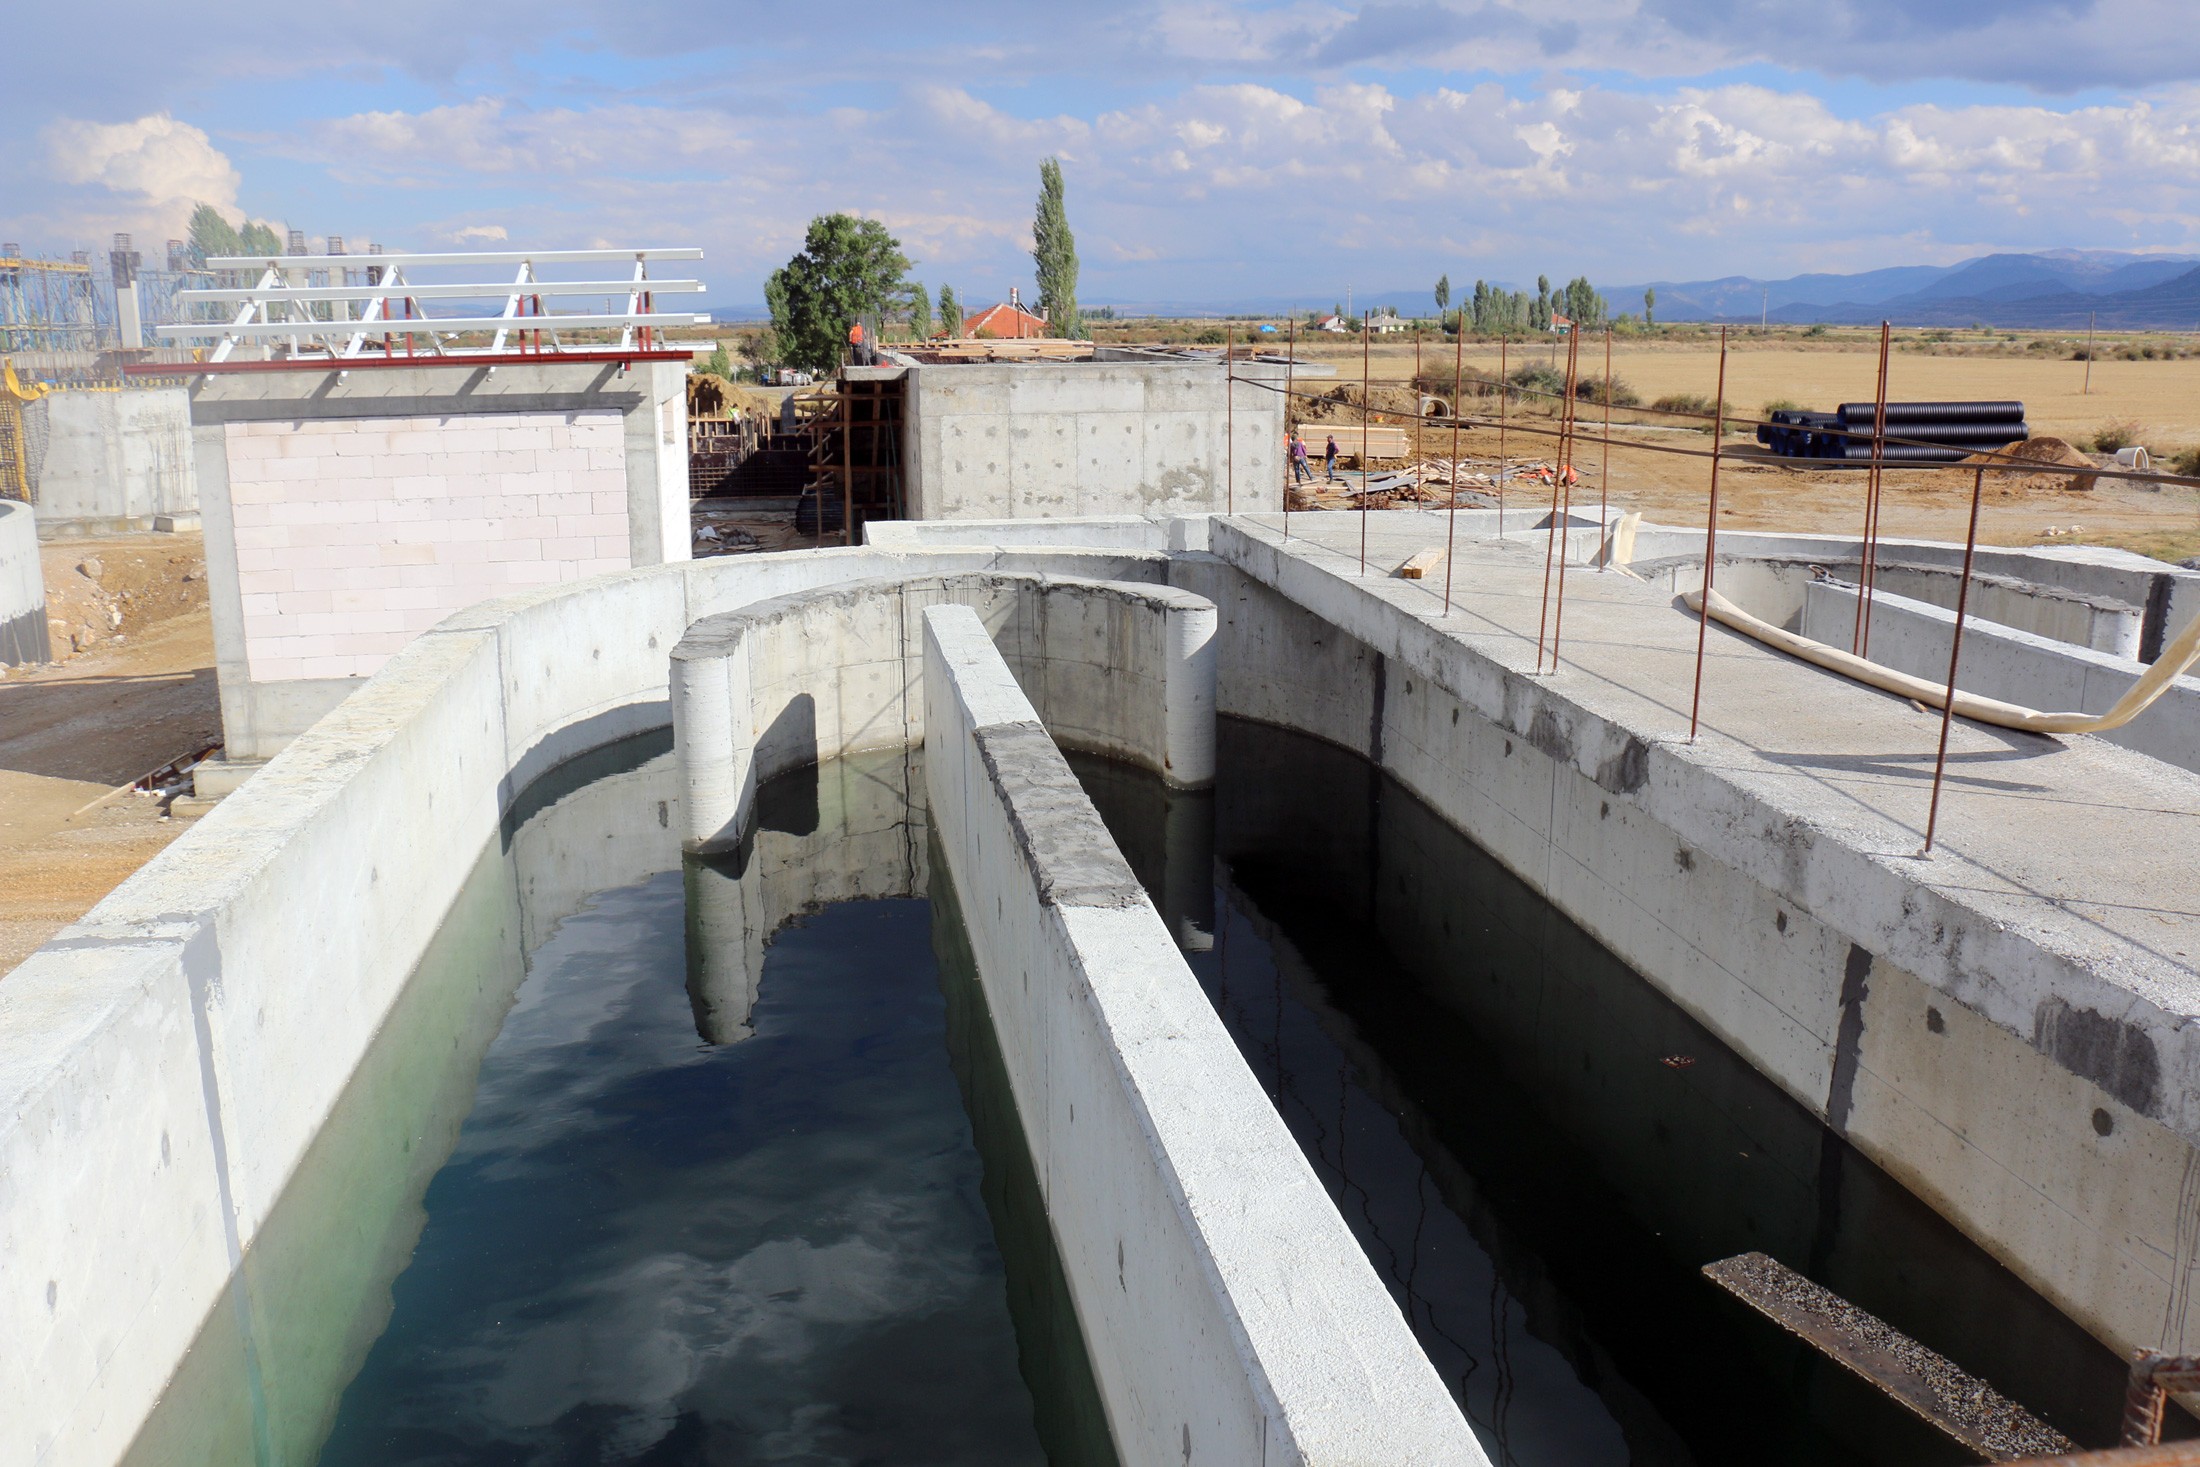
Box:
[1279,332,2200,563]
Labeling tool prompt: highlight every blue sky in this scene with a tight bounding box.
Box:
[7,0,2199,307]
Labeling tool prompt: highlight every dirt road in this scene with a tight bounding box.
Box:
[0,538,220,976]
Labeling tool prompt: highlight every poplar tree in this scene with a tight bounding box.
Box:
[908,283,932,340]
[1031,157,1082,338]
[939,285,962,337]
[1434,274,1450,315]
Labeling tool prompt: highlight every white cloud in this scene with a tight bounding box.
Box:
[41,113,241,236]
[452,224,510,243]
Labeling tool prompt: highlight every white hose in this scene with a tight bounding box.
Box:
[1682,587,2200,734]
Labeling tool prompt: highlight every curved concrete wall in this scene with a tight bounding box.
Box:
[671,571,1216,851]
[0,543,1174,1466]
[0,498,47,665]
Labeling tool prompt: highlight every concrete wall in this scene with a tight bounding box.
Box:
[1800,578,2200,774]
[0,542,1170,1467]
[1189,516,2200,1375]
[921,603,1481,1466]
[0,498,48,665]
[671,570,1215,850]
[184,358,691,760]
[896,359,1288,520]
[23,389,197,535]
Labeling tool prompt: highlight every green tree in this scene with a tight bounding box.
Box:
[186,203,241,262]
[765,213,914,372]
[1561,276,1609,331]
[239,221,283,256]
[907,283,933,340]
[938,284,962,338]
[1032,157,1082,338]
[1644,286,1656,327]
[1531,274,1552,332]
[1434,273,1450,314]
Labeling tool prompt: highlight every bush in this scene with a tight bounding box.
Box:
[1804,323,1829,337]
[1760,397,1803,418]
[1651,391,1714,417]
[2168,446,2200,479]
[2089,420,2141,453]
[1577,374,1640,407]
[2070,346,2094,361]
[1194,327,1226,344]
[1506,363,1568,399]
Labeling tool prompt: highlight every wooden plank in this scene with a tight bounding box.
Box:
[1703,1253,2074,1461]
[1394,547,1446,580]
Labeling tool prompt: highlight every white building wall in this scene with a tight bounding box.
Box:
[222,413,630,681]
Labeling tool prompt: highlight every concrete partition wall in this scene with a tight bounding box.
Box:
[0,498,48,664]
[920,603,1481,1467]
[897,357,1289,520]
[671,571,1215,852]
[23,389,197,535]
[0,542,1175,1467]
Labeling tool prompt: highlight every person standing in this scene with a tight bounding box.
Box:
[1290,432,1312,484]
[1324,433,1339,482]
[848,319,874,366]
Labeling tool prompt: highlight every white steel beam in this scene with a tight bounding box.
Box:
[156,311,710,341]
[177,279,704,304]
[201,248,704,270]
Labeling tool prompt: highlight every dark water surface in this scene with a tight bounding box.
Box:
[124,738,1103,1467]
[1071,718,2130,1467]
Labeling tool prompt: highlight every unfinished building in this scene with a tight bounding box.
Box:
[3,262,2199,1467]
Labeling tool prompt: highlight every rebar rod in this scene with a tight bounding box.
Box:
[1688,328,1730,740]
[1497,337,1509,536]
[1445,312,1464,613]
[1360,317,1371,575]
[1225,324,1235,516]
[1855,321,1892,656]
[1599,326,1613,570]
[1284,318,1296,540]
[1552,328,1583,666]
[1923,463,1988,853]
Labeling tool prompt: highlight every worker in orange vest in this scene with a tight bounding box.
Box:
[848,319,874,366]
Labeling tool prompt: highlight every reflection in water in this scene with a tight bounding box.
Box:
[125,737,1104,1467]
[1071,720,2129,1467]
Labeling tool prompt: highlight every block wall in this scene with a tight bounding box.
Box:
[223,413,630,680]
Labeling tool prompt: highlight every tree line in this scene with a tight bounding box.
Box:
[763,157,1084,373]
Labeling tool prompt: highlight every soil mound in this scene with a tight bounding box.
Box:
[1931,436,2097,496]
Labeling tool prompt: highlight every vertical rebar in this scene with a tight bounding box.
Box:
[1497,337,1509,537]
[1360,317,1371,574]
[2084,311,2096,395]
[1922,464,1988,853]
[1854,321,1892,657]
[1548,329,1585,669]
[1599,326,1613,570]
[1445,309,1464,613]
[1535,332,1575,673]
[1225,324,1235,516]
[1284,318,1296,540]
[1413,329,1424,513]
[1688,328,1731,741]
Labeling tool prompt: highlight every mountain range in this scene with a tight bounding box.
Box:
[1612,250,2200,329]
[704,250,2200,328]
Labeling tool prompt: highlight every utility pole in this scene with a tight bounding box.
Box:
[1761,285,1769,332]
[2084,311,2096,395]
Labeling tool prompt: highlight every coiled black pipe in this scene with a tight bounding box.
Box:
[1837,400,2025,424]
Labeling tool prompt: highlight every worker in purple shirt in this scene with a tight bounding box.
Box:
[1290,432,1312,483]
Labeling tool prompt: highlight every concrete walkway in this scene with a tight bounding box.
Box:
[1234,509,2200,1012]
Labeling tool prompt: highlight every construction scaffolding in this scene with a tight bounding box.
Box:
[0,248,101,354]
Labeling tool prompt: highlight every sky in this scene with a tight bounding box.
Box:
[7,0,2200,309]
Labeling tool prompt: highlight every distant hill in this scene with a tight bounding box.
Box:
[1616,250,2200,328]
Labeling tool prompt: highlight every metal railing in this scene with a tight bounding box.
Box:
[158,247,709,362]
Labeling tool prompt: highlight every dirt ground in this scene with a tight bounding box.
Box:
[0,534,219,977]
[1280,337,2200,563]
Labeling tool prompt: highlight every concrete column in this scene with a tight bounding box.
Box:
[670,633,753,852]
[1160,597,1218,788]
